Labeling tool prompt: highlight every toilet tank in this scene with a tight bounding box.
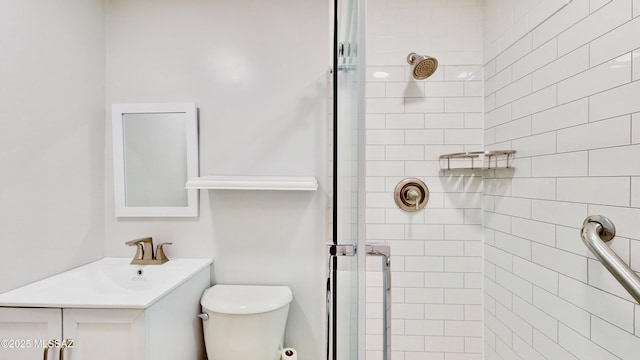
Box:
[200,285,293,360]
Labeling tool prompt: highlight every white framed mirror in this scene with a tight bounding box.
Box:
[112,102,199,217]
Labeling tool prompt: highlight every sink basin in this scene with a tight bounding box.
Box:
[0,257,212,309]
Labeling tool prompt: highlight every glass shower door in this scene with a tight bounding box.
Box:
[328,0,361,359]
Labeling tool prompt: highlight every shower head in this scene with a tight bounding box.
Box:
[407,52,438,80]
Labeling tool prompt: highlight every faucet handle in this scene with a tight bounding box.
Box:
[125,237,154,260]
[155,242,173,264]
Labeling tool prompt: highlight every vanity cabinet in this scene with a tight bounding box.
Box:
[0,259,211,360]
[63,308,146,359]
[0,307,145,360]
[0,307,60,359]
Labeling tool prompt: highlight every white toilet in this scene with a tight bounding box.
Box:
[200,284,293,360]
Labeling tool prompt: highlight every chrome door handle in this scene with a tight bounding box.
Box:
[366,244,391,360]
[326,243,391,360]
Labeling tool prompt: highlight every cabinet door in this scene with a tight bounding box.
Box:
[62,308,145,360]
[0,307,61,360]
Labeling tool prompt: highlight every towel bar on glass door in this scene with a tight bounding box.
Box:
[581,215,640,303]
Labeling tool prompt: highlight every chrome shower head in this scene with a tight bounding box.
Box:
[407,52,438,80]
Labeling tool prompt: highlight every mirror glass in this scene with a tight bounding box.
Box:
[112,103,198,217]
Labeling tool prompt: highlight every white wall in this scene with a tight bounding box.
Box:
[0,0,106,293]
[365,1,484,359]
[483,1,640,359]
[104,1,330,358]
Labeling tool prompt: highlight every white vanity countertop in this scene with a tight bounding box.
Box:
[0,257,212,309]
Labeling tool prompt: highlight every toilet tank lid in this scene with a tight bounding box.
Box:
[201,285,293,315]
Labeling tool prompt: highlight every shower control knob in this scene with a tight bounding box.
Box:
[394,178,429,212]
[404,187,421,211]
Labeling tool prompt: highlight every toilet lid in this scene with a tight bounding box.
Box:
[201,284,292,315]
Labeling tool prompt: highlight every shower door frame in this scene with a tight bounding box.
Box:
[328,0,367,358]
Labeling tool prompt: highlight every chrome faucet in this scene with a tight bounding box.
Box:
[125,237,172,265]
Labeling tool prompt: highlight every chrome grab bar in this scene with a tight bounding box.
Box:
[581,215,640,303]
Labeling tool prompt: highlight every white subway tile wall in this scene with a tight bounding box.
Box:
[482,0,571,63]
[484,1,640,360]
[366,1,483,359]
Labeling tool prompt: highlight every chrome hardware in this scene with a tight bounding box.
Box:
[43,347,49,360]
[366,244,391,360]
[394,178,429,212]
[338,41,356,58]
[326,243,392,360]
[328,243,356,256]
[581,215,640,303]
[197,313,209,321]
[366,244,390,266]
[125,237,171,265]
[583,215,616,241]
[59,346,65,360]
[439,150,516,170]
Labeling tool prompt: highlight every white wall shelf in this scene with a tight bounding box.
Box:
[185,175,319,191]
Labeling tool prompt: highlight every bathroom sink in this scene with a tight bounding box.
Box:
[0,257,212,309]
